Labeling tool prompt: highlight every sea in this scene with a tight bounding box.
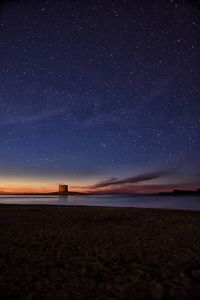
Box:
[0,194,200,211]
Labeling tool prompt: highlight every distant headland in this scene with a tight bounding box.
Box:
[158,188,200,196]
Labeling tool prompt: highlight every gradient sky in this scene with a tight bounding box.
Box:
[0,0,200,193]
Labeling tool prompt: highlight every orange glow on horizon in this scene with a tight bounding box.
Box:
[0,183,87,194]
[0,175,199,194]
[0,186,86,194]
[0,175,88,194]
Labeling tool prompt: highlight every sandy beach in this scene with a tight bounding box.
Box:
[0,204,200,299]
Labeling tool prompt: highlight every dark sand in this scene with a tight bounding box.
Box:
[0,205,200,300]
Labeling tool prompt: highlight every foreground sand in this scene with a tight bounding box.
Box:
[0,205,200,299]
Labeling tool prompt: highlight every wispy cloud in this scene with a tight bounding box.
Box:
[88,170,175,190]
[1,107,66,125]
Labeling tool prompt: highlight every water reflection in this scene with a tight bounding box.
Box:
[0,194,200,211]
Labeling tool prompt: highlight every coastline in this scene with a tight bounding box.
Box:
[0,205,200,299]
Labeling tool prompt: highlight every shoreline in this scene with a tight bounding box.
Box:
[0,205,200,299]
[0,202,200,213]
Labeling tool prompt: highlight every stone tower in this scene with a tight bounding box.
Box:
[59,184,68,194]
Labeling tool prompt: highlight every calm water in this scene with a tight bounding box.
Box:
[0,194,200,211]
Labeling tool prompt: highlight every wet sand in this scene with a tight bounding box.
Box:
[0,204,200,299]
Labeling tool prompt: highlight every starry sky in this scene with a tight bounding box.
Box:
[0,0,200,194]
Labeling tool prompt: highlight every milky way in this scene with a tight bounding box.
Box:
[0,1,199,193]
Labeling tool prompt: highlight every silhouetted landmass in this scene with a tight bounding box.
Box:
[48,191,86,196]
[0,191,86,196]
[158,188,200,196]
[50,189,200,197]
[0,189,200,196]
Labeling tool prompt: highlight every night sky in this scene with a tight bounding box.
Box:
[0,0,200,194]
